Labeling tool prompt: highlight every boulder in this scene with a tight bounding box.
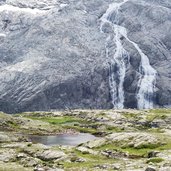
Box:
[107,132,162,148]
[36,150,66,161]
[84,138,106,149]
[76,146,98,155]
[145,167,156,171]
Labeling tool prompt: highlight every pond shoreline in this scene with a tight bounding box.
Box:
[27,133,97,146]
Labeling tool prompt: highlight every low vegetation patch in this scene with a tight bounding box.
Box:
[147,158,164,163]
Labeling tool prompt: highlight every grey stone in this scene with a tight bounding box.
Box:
[19,157,40,167]
[76,146,98,155]
[0,132,27,142]
[84,138,106,149]
[145,167,156,171]
[148,151,160,158]
[36,150,66,161]
[107,132,161,149]
[0,149,17,162]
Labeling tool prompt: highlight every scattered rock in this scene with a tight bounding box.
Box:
[107,133,162,149]
[17,153,28,159]
[0,149,17,162]
[101,150,128,159]
[145,167,156,171]
[0,133,11,142]
[159,167,171,171]
[34,166,64,171]
[0,109,171,170]
[0,132,27,143]
[148,151,160,158]
[70,155,86,163]
[1,142,31,149]
[84,138,106,149]
[19,157,40,167]
[76,147,98,155]
[22,144,49,156]
[36,150,66,161]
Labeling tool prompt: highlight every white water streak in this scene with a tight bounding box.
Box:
[100,0,129,109]
[100,0,157,109]
[123,30,157,109]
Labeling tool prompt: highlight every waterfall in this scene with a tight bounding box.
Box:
[100,0,130,109]
[100,0,157,109]
[117,26,157,109]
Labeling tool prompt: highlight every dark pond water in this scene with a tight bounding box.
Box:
[28,133,97,146]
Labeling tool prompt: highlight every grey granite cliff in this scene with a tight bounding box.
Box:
[0,0,170,113]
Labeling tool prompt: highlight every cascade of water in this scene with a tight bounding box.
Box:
[100,0,157,109]
[116,26,157,109]
[100,0,130,109]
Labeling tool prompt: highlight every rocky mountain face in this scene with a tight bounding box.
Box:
[0,0,171,113]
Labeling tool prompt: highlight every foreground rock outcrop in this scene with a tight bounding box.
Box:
[0,0,170,113]
[0,109,171,170]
